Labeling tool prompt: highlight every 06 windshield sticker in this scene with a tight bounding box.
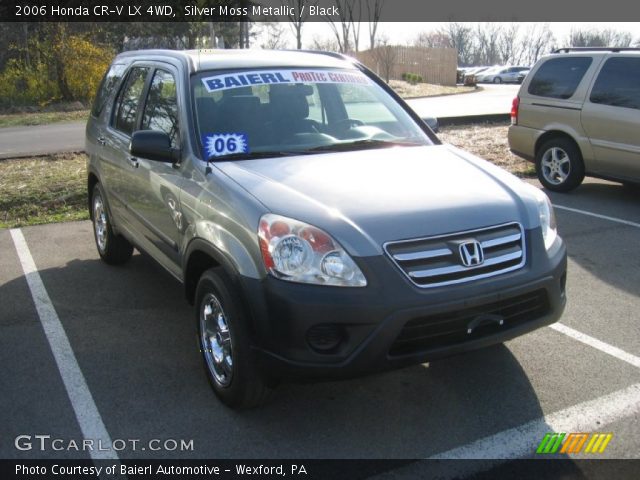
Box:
[202,133,248,159]
[201,69,370,92]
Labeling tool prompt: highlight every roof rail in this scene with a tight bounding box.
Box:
[554,47,640,53]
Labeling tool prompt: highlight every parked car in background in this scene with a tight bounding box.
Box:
[478,66,530,84]
[462,66,490,84]
[475,66,502,83]
[86,49,567,408]
[515,69,530,84]
[509,47,640,191]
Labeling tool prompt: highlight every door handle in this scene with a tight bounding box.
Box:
[97,136,106,146]
[128,156,139,168]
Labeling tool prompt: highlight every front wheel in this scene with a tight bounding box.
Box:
[196,268,275,409]
[493,77,502,84]
[535,138,585,192]
[91,183,133,265]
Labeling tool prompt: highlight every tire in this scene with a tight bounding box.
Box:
[196,267,275,409]
[494,77,502,84]
[91,183,134,265]
[535,138,585,192]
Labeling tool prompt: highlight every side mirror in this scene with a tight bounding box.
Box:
[129,130,179,163]
[422,116,439,133]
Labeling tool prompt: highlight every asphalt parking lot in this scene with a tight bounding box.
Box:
[1,178,639,473]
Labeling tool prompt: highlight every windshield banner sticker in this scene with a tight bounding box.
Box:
[202,70,370,92]
[203,133,248,159]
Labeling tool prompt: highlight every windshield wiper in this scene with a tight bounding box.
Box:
[307,139,423,153]
[207,150,313,162]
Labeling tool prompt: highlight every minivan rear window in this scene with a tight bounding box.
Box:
[528,57,592,99]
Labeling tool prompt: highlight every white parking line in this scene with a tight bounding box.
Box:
[429,382,640,459]
[554,204,640,229]
[10,229,118,461]
[550,323,640,369]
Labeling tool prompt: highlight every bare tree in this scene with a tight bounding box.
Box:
[260,22,289,50]
[282,0,317,50]
[414,31,451,49]
[497,23,522,65]
[324,0,362,53]
[309,35,340,52]
[349,0,363,52]
[520,23,555,66]
[438,23,473,66]
[365,0,384,50]
[566,28,633,48]
[371,35,397,82]
[473,23,503,66]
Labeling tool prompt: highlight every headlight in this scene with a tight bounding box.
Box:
[526,185,557,250]
[539,194,558,250]
[258,214,367,287]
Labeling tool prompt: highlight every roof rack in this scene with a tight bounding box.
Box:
[554,47,640,53]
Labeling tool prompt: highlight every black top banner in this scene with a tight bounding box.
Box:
[0,0,640,22]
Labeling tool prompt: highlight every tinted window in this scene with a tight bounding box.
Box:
[113,67,149,135]
[91,63,126,117]
[192,68,433,160]
[142,69,180,147]
[528,57,592,99]
[590,57,640,110]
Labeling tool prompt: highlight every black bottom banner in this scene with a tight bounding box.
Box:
[2,459,640,480]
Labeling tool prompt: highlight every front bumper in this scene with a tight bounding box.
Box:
[241,228,567,379]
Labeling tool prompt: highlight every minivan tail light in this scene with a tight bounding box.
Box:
[511,96,520,125]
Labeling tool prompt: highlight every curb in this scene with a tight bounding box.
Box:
[438,113,510,127]
[402,85,483,100]
[0,150,85,161]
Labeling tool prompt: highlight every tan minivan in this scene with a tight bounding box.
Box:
[508,48,640,192]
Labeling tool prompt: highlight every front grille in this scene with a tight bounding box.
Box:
[389,289,550,356]
[384,223,526,288]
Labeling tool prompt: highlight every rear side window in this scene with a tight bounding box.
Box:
[590,57,640,110]
[113,67,149,136]
[91,63,126,117]
[528,57,593,99]
[141,69,180,147]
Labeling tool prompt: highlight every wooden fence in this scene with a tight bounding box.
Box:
[354,46,457,86]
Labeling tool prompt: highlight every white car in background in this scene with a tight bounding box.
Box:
[478,66,530,83]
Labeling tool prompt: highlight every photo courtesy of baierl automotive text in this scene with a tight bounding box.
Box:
[1,1,639,478]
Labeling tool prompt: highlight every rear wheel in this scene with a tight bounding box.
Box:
[196,267,275,409]
[535,138,585,192]
[91,183,133,265]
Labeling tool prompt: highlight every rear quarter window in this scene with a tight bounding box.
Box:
[589,57,640,110]
[528,57,593,99]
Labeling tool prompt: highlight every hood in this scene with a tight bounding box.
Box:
[216,145,539,256]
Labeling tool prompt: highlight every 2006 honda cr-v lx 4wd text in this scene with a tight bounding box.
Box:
[86,49,567,408]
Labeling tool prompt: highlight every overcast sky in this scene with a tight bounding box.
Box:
[272,22,640,49]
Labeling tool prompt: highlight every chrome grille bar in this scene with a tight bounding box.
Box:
[384,223,526,288]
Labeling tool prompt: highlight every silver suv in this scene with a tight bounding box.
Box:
[509,47,640,191]
[86,49,567,408]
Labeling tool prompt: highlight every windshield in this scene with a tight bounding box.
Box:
[192,67,434,160]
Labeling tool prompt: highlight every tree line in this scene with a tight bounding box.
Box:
[413,23,639,67]
[1,13,638,109]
